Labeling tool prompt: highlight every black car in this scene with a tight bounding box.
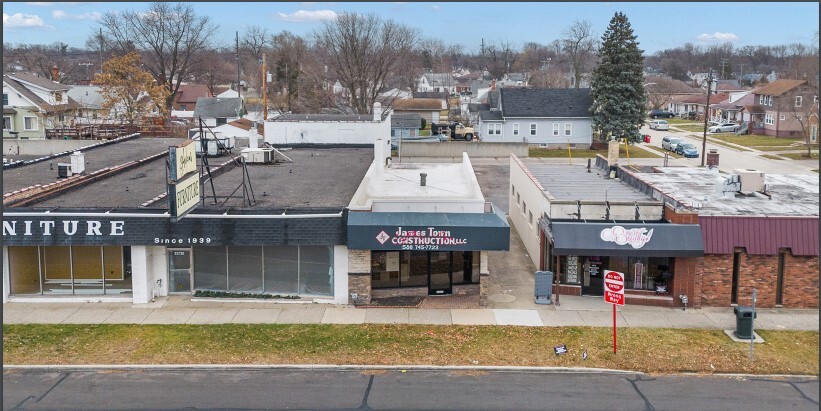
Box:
[648,109,675,119]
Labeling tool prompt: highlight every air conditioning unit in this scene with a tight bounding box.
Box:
[241,147,274,164]
[70,151,85,174]
[57,163,73,178]
[733,168,765,193]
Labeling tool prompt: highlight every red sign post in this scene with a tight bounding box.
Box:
[603,270,625,353]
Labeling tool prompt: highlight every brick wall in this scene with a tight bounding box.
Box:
[700,249,819,308]
[671,256,701,308]
[664,206,699,224]
[372,286,427,299]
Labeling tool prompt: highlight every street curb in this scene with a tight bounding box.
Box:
[2,364,641,375]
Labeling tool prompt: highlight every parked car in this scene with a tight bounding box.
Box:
[649,120,670,131]
[674,143,700,158]
[708,122,739,133]
[661,136,683,151]
[648,109,675,119]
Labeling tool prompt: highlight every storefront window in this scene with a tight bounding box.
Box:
[191,245,333,297]
[263,246,298,295]
[371,251,479,289]
[8,246,130,295]
[227,246,263,293]
[558,254,670,291]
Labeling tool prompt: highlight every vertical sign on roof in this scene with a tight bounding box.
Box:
[167,140,199,220]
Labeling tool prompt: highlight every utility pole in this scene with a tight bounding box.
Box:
[262,53,267,121]
[719,58,728,79]
[99,28,103,75]
[78,62,92,81]
[235,31,241,100]
[701,70,714,167]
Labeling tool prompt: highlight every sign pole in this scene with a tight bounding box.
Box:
[613,304,617,353]
[749,288,756,360]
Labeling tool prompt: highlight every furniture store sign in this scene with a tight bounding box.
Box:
[600,226,654,249]
[3,215,346,246]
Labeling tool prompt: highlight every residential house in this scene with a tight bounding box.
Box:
[172,84,212,119]
[748,79,816,137]
[709,91,756,124]
[499,73,528,88]
[669,93,729,121]
[3,72,76,139]
[417,72,457,94]
[478,88,594,147]
[192,97,243,127]
[709,79,747,94]
[390,113,422,147]
[66,85,110,125]
[392,98,448,129]
[809,98,819,144]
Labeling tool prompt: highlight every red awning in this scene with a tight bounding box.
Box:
[699,216,819,256]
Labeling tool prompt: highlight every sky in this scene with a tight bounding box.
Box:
[3,2,819,54]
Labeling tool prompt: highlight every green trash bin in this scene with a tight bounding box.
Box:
[733,306,756,339]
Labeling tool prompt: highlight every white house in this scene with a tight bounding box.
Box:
[417,72,457,94]
[192,97,243,127]
[478,88,594,147]
[3,72,75,139]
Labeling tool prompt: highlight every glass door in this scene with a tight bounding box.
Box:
[168,249,192,294]
[428,251,452,295]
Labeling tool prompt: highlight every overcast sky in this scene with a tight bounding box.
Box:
[3,2,819,54]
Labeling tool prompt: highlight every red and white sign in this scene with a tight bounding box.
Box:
[603,270,625,306]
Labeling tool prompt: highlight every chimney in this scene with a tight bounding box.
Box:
[373,138,384,178]
[373,102,382,121]
[51,65,59,81]
[420,173,427,186]
[491,79,496,91]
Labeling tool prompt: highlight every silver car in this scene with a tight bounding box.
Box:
[708,122,738,133]
[649,120,670,131]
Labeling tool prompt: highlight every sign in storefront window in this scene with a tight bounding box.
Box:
[566,256,579,284]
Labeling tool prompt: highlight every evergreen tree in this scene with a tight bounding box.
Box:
[590,12,647,143]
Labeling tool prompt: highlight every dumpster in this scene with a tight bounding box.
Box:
[643,135,651,143]
[535,271,553,305]
[733,306,756,339]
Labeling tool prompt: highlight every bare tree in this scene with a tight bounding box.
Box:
[190,48,236,95]
[94,2,217,110]
[270,31,308,112]
[562,20,597,88]
[314,13,417,114]
[241,26,269,60]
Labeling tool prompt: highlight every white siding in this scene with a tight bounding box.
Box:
[508,156,550,268]
[480,117,593,145]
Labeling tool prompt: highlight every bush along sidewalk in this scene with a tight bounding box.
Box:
[193,290,301,300]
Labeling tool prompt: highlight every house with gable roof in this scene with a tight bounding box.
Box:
[3,72,77,139]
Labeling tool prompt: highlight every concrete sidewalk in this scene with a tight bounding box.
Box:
[3,295,818,330]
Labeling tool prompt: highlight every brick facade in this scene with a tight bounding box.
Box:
[700,250,819,308]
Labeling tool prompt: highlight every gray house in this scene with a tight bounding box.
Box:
[193,97,243,127]
[478,88,593,147]
[390,113,422,145]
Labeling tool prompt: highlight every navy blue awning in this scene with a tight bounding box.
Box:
[548,221,704,257]
[347,211,509,251]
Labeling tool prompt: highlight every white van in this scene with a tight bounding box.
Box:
[649,120,670,131]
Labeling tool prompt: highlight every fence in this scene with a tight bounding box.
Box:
[45,124,187,140]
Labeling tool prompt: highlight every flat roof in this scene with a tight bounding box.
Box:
[3,137,186,193]
[631,167,819,216]
[527,164,655,202]
[8,144,373,211]
[349,157,485,208]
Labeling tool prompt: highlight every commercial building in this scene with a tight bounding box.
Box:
[3,135,371,304]
[345,142,509,305]
[510,153,818,308]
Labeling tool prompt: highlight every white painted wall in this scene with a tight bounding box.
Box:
[333,245,349,304]
[130,246,151,304]
[264,117,391,146]
[148,246,169,297]
[3,247,9,303]
[509,156,550,268]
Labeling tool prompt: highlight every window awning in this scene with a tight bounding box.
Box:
[348,211,509,251]
[548,221,704,257]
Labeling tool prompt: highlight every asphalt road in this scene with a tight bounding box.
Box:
[639,124,817,174]
[3,368,818,410]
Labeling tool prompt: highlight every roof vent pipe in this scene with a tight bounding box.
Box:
[420,173,427,186]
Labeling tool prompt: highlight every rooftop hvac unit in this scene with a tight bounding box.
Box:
[241,147,275,164]
[57,163,73,178]
[70,151,85,174]
[733,168,765,193]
